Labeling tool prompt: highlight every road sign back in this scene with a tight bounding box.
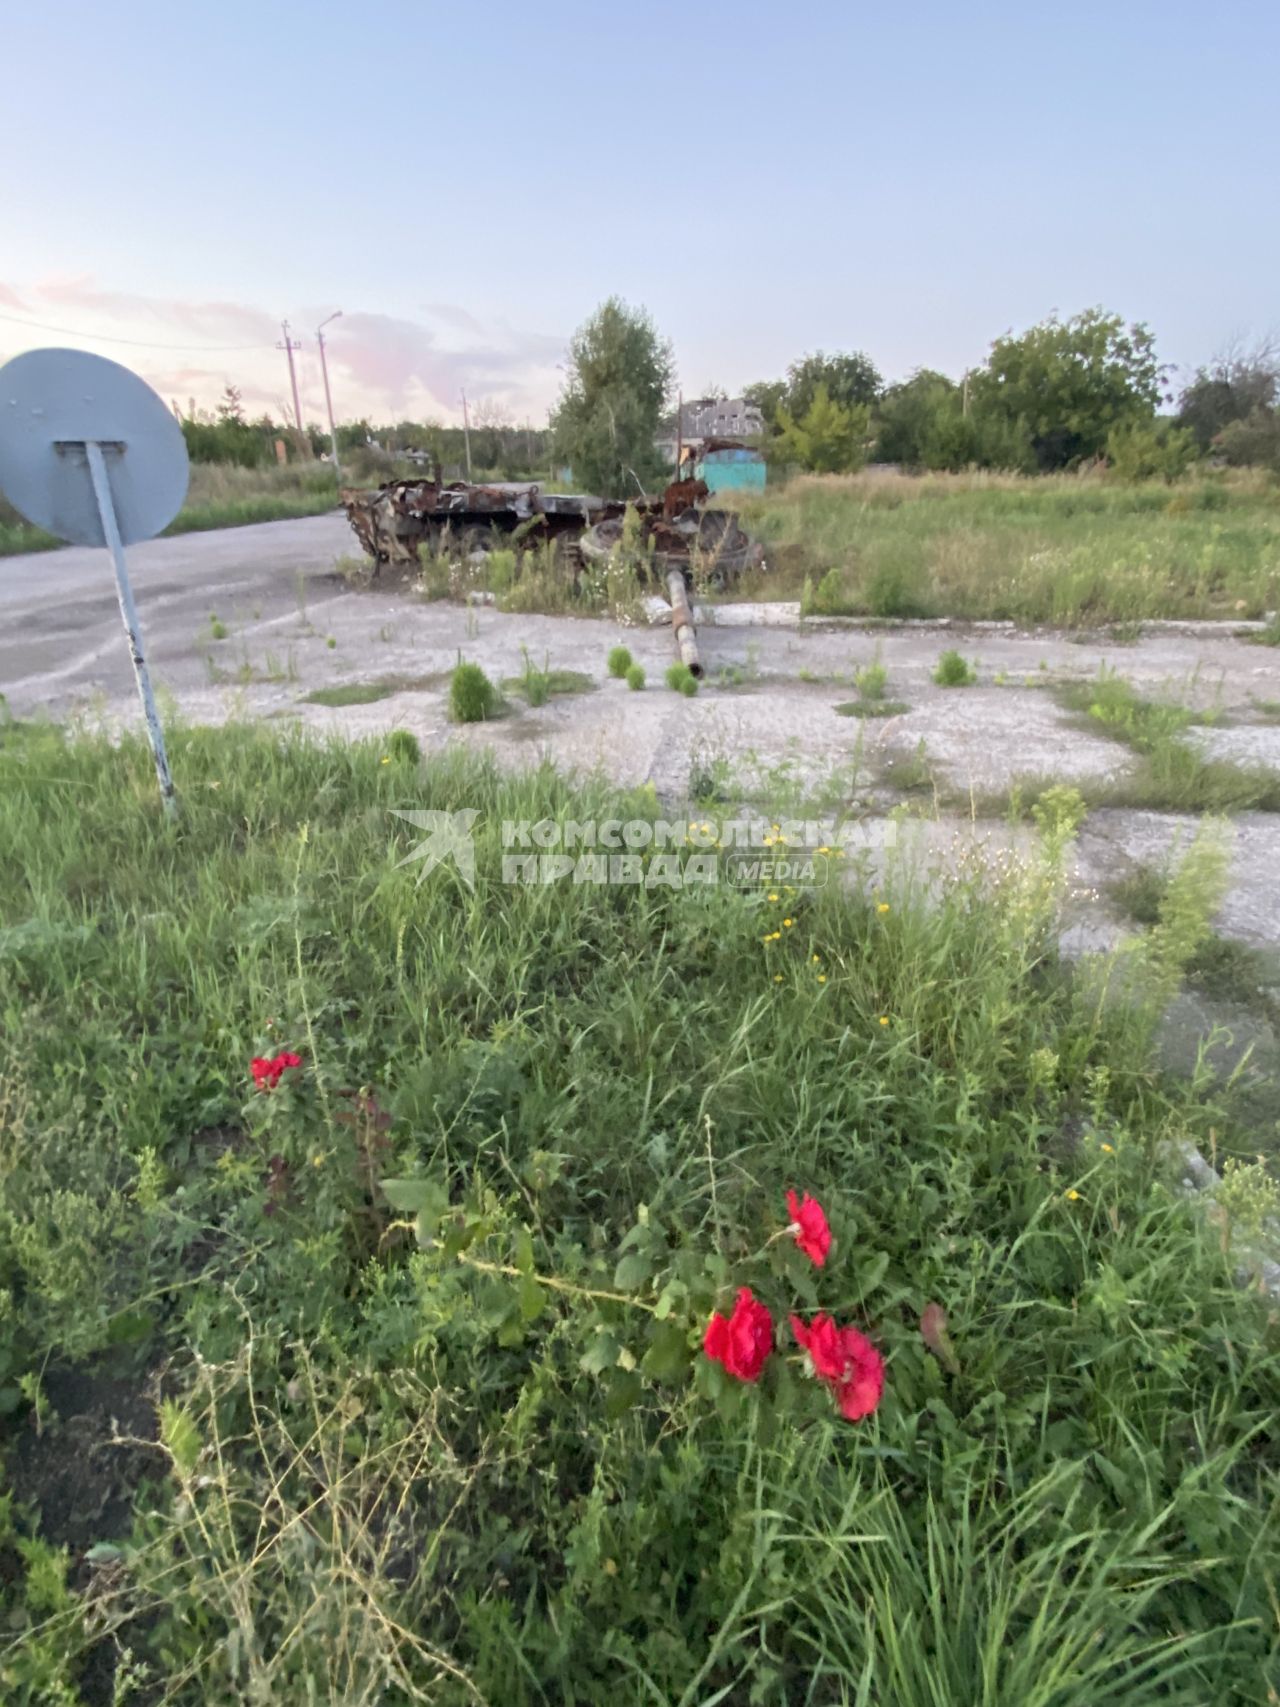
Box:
[0,347,188,547]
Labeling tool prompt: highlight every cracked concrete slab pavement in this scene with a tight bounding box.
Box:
[4,516,1280,985]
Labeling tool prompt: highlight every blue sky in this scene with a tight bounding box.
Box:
[4,0,1277,426]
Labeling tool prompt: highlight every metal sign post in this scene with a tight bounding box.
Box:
[80,439,177,812]
[0,348,191,817]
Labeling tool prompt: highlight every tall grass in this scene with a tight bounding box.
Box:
[0,460,340,555]
[735,468,1280,624]
[0,722,1276,1702]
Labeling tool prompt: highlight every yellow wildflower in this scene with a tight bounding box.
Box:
[1065,1189,1081,1201]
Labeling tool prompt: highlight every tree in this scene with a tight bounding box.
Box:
[335,419,374,453]
[551,297,675,496]
[974,308,1165,469]
[1178,337,1279,451]
[784,350,882,417]
[216,383,245,425]
[743,378,788,433]
[874,369,959,466]
[775,384,869,473]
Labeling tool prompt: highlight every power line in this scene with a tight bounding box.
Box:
[0,308,274,353]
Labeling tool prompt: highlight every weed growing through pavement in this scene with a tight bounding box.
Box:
[933,648,978,686]
[449,660,499,722]
[1059,666,1280,812]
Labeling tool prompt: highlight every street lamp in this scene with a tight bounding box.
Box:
[317,311,343,483]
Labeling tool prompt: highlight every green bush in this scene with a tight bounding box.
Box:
[625,663,646,691]
[608,645,635,679]
[1216,408,1280,472]
[1105,419,1197,483]
[934,649,978,686]
[854,656,888,701]
[801,566,848,616]
[666,662,698,696]
[384,729,421,765]
[449,661,497,722]
[864,542,930,618]
[515,648,551,707]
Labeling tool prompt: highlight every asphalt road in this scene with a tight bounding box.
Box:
[0,513,353,713]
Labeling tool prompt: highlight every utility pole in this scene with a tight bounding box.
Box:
[460,389,472,478]
[277,320,303,435]
[317,311,343,483]
[962,370,971,417]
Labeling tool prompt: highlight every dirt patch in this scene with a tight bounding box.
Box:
[6,1359,160,1550]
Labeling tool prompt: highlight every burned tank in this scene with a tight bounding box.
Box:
[340,476,764,679]
[340,478,617,569]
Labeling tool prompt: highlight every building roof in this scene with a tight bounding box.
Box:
[677,397,765,440]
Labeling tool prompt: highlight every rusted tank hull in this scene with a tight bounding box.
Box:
[340,479,762,659]
[341,480,616,568]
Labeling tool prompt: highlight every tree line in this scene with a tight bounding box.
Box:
[743,318,1280,479]
[180,386,553,482]
[548,299,1280,492]
[182,302,1280,492]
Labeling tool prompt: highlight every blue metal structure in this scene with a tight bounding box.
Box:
[695,445,766,495]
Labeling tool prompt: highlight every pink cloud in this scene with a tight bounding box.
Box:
[0,276,566,425]
[32,276,277,344]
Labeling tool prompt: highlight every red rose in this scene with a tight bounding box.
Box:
[704,1286,774,1383]
[786,1189,831,1267]
[250,1055,279,1091]
[250,1051,303,1092]
[790,1313,885,1422]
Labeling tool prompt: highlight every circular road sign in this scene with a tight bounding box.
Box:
[0,347,189,546]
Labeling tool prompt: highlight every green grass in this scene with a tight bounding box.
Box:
[302,673,448,707]
[1113,856,1280,1025]
[854,656,888,701]
[0,461,340,556]
[834,698,910,718]
[501,657,595,706]
[0,722,1277,1702]
[1057,668,1280,813]
[731,468,1280,624]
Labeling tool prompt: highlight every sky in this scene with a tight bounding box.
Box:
[4,0,1278,429]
